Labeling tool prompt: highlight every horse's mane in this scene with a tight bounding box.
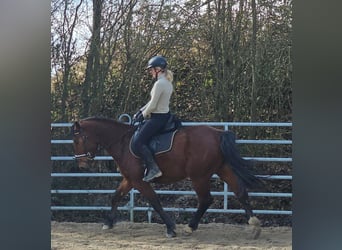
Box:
[82,116,120,124]
[82,116,129,127]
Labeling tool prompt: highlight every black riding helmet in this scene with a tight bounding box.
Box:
[146,55,167,70]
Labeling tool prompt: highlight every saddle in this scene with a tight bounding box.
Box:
[130,114,182,158]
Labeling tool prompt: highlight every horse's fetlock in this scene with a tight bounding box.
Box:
[188,221,198,231]
[248,216,261,227]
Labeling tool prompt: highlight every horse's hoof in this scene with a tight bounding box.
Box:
[102,224,113,230]
[166,230,177,238]
[183,226,193,235]
[248,216,261,239]
[252,226,261,239]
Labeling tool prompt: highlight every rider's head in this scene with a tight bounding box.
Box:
[146,55,168,79]
[147,55,167,70]
[147,55,174,82]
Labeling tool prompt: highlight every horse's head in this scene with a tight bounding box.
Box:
[71,121,100,169]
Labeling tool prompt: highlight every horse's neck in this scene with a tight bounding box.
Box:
[97,122,132,151]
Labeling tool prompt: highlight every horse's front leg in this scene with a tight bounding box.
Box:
[103,177,132,230]
[134,181,176,238]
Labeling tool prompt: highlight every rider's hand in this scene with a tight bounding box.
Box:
[132,110,144,124]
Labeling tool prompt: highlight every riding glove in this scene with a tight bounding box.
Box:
[132,110,144,124]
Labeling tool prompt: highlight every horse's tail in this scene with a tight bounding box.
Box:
[220,131,264,189]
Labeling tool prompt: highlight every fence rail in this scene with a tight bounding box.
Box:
[51,118,292,221]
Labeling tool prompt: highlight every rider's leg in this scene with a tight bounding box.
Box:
[133,113,170,182]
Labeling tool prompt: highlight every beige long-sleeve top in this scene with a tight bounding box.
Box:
[141,75,173,118]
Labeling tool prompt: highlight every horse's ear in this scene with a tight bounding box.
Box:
[72,121,81,135]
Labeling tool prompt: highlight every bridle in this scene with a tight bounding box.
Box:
[73,131,100,161]
[74,151,95,160]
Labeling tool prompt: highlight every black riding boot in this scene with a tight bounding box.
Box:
[140,145,162,182]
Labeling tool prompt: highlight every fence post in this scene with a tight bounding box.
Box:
[129,189,135,222]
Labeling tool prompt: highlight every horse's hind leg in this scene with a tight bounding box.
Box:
[235,182,261,239]
[103,178,132,230]
[187,177,213,233]
[217,166,261,239]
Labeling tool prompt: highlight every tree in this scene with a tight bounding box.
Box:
[81,0,103,117]
[51,0,292,123]
[51,0,85,121]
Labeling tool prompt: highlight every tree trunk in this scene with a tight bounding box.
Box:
[81,0,102,117]
[250,0,258,137]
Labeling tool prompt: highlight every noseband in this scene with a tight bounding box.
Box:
[73,131,99,160]
[74,152,95,160]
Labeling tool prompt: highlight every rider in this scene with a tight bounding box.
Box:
[132,55,174,182]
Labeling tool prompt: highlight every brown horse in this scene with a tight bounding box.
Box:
[71,117,264,239]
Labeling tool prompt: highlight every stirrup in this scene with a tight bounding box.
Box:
[143,169,162,182]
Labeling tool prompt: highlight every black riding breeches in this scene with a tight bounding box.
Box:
[133,112,170,157]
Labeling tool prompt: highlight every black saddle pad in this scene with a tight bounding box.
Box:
[130,130,178,158]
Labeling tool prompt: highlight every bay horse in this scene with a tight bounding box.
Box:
[71,117,264,239]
